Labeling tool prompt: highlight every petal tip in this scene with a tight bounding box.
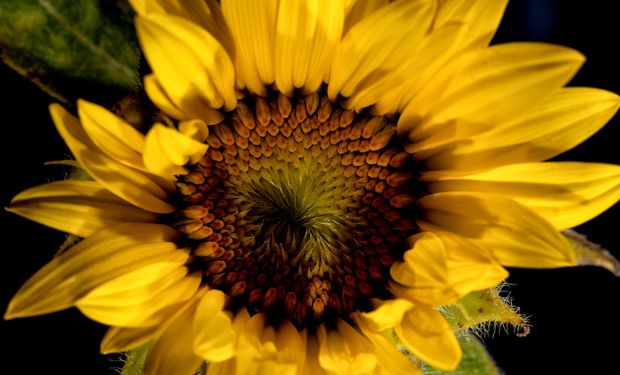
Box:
[3,308,15,320]
[48,102,65,116]
[4,299,26,320]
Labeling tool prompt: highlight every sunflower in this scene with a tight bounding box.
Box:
[5,0,620,374]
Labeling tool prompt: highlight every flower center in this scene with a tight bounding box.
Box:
[171,91,420,328]
[234,163,350,279]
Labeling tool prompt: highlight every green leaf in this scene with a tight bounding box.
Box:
[564,229,620,276]
[0,0,140,104]
[442,287,529,336]
[425,335,502,375]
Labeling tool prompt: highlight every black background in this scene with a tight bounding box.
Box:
[1,1,618,374]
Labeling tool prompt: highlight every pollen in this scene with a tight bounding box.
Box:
[171,91,420,328]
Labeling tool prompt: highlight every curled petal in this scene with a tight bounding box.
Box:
[396,306,461,370]
[136,14,236,117]
[193,289,236,362]
[390,232,458,306]
[317,320,377,374]
[77,100,146,169]
[50,104,175,213]
[143,124,208,177]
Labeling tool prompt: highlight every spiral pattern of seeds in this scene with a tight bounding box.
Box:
[171,91,421,329]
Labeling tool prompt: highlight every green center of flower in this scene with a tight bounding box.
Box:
[172,91,420,328]
[233,163,350,278]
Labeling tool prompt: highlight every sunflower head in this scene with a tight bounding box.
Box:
[168,91,423,329]
[5,0,620,374]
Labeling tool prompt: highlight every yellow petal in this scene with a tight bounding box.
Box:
[390,232,458,306]
[275,0,346,95]
[423,88,620,171]
[367,1,513,114]
[417,192,576,268]
[317,320,377,374]
[225,313,290,375]
[179,119,210,164]
[136,13,236,114]
[221,0,278,95]
[426,162,620,230]
[8,180,158,237]
[361,23,467,115]
[357,298,413,332]
[101,326,157,354]
[275,320,307,369]
[77,268,200,327]
[328,0,435,102]
[300,334,325,375]
[434,0,508,50]
[220,319,306,374]
[203,360,236,375]
[343,0,388,35]
[100,299,190,353]
[439,233,509,296]
[143,123,208,177]
[193,289,236,362]
[396,306,461,370]
[144,74,226,124]
[50,104,175,213]
[131,0,234,56]
[5,223,182,319]
[232,311,268,354]
[353,315,422,375]
[254,361,299,375]
[244,315,277,356]
[145,74,198,121]
[212,358,299,375]
[179,119,209,142]
[144,294,204,375]
[399,43,585,150]
[77,100,146,168]
[129,0,165,13]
